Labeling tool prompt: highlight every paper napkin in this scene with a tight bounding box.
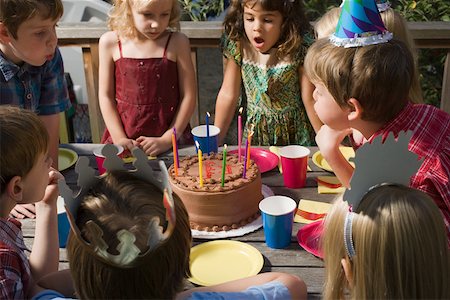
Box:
[317,176,345,194]
[294,199,332,224]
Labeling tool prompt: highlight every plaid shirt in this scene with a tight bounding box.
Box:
[0,218,31,299]
[368,103,450,239]
[0,47,70,115]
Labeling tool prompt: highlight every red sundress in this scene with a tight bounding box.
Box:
[101,32,192,144]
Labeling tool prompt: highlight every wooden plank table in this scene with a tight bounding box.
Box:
[21,144,336,299]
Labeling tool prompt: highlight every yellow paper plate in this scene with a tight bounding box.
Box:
[189,240,263,286]
[312,147,355,172]
[58,148,78,171]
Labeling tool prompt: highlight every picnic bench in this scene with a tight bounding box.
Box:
[56,21,450,143]
[21,144,334,299]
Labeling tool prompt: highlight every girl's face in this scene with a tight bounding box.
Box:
[243,1,283,53]
[130,0,172,40]
[2,13,58,66]
[312,83,350,129]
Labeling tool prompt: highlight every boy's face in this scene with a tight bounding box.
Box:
[1,12,58,66]
[131,0,172,40]
[20,152,52,204]
[243,2,283,54]
[312,82,350,129]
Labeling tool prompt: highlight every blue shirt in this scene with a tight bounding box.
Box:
[0,47,71,115]
[32,281,291,300]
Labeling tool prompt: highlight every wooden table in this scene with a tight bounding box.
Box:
[22,144,337,299]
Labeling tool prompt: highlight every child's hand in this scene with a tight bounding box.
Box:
[316,125,352,156]
[10,204,37,219]
[40,168,64,206]
[116,138,138,153]
[136,136,171,156]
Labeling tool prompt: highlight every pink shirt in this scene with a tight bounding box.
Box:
[368,103,450,239]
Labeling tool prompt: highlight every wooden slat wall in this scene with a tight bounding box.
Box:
[57,21,450,143]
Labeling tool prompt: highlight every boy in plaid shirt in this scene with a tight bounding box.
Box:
[0,106,62,298]
[0,0,71,219]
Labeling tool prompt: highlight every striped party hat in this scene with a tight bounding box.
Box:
[331,0,393,48]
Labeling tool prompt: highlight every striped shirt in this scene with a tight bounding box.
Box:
[0,218,31,299]
[0,47,70,115]
[368,103,450,239]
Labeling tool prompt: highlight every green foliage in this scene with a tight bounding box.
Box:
[178,0,224,21]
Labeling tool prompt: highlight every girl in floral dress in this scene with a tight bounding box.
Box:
[214,0,320,146]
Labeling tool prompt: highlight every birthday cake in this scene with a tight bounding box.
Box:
[168,153,263,232]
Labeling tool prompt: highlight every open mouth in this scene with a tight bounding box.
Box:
[254,37,265,47]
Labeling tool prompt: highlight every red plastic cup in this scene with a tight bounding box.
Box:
[279,145,310,188]
[93,144,124,175]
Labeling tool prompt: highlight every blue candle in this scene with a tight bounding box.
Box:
[206,112,210,154]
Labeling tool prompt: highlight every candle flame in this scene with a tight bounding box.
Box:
[224,144,227,150]
[206,112,210,117]
[195,141,200,148]
[239,107,243,114]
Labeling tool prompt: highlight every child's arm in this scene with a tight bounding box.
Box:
[98,31,136,151]
[136,33,196,156]
[316,125,354,187]
[177,272,307,300]
[214,58,242,144]
[300,67,323,133]
[29,168,62,281]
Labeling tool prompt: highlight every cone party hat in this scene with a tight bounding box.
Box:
[331,0,392,48]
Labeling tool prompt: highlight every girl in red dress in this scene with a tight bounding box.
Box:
[99,0,196,156]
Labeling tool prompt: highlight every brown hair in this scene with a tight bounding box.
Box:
[323,185,450,299]
[108,0,181,39]
[313,7,423,103]
[67,170,191,299]
[0,106,49,194]
[0,0,63,38]
[304,38,414,123]
[223,0,311,60]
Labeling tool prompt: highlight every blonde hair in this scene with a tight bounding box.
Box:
[0,106,49,194]
[108,0,181,39]
[67,170,191,299]
[313,7,423,103]
[305,38,414,123]
[323,185,450,299]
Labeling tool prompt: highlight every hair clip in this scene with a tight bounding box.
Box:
[58,144,176,268]
[343,212,356,259]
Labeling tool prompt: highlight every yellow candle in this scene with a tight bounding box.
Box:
[196,141,203,187]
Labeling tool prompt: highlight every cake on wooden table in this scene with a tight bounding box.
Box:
[168,152,263,232]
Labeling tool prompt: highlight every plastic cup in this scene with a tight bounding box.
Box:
[279,145,310,188]
[57,196,70,248]
[191,125,220,154]
[259,196,297,249]
[93,144,124,175]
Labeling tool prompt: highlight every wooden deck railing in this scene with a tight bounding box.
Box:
[57,21,450,143]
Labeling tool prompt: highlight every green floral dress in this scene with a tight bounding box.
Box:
[221,34,315,146]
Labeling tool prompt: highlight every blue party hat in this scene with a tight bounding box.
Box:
[331,0,392,48]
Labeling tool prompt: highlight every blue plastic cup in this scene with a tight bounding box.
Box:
[191,125,220,154]
[259,196,297,249]
[57,196,70,248]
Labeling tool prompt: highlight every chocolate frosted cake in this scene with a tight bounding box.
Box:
[168,153,263,232]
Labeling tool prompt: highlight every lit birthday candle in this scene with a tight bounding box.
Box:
[173,127,179,168]
[196,141,203,187]
[243,138,249,179]
[206,112,210,155]
[246,124,255,170]
[221,144,227,187]
[238,107,243,162]
[171,131,178,176]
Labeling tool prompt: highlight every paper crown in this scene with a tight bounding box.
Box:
[331,0,393,47]
[58,144,176,268]
[343,131,422,209]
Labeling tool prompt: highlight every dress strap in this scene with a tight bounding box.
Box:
[116,33,123,58]
[163,32,173,58]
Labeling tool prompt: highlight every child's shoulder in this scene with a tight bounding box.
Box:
[99,31,118,45]
[169,31,190,47]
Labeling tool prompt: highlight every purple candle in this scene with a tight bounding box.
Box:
[242,138,249,179]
